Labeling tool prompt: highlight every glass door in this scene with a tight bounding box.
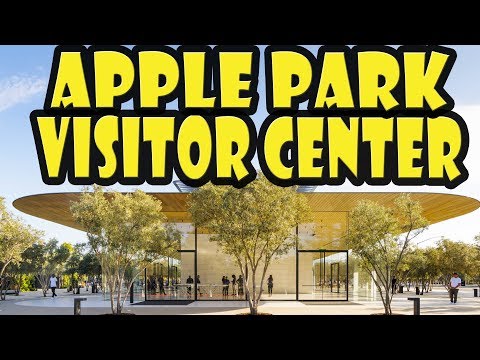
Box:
[298,252,322,300]
[298,250,348,301]
[330,263,340,293]
[145,252,195,301]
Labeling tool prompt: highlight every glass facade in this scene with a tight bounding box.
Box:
[129,211,384,303]
[298,251,348,300]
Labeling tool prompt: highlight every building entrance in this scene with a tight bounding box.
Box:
[297,250,348,301]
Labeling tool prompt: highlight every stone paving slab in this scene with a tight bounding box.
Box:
[1,287,480,315]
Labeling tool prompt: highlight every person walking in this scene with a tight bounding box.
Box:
[186,275,194,297]
[221,276,226,297]
[49,274,58,297]
[238,275,244,296]
[231,275,237,296]
[267,275,274,296]
[391,276,397,294]
[224,275,230,296]
[158,276,166,295]
[449,272,462,304]
[196,274,202,296]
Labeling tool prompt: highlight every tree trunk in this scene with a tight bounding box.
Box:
[250,268,257,315]
[371,274,391,315]
[109,280,115,315]
[0,262,9,279]
[0,280,6,301]
[0,261,11,300]
[243,265,258,315]
[115,275,123,314]
[384,291,392,315]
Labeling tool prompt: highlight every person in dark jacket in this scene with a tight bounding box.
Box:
[196,274,202,296]
[224,275,230,296]
[231,275,237,296]
[238,275,244,296]
[186,275,194,297]
[392,276,397,294]
[267,275,274,296]
[158,276,166,295]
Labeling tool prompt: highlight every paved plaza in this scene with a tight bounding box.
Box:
[1,286,480,315]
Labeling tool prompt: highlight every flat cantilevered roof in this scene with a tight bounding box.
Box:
[12,192,480,232]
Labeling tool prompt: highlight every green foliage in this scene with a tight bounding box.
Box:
[19,274,36,292]
[188,173,310,315]
[0,197,44,299]
[71,186,180,314]
[400,247,438,292]
[471,235,480,287]
[78,252,101,278]
[433,238,473,289]
[61,274,72,288]
[0,198,44,275]
[64,243,85,276]
[346,194,428,314]
[22,239,72,296]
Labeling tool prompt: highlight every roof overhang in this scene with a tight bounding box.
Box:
[12,192,480,232]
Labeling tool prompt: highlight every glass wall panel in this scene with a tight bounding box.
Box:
[260,247,296,300]
[145,253,195,300]
[298,251,348,300]
[132,270,145,302]
[298,212,348,250]
[298,252,322,300]
[350,256,378,301]
[323,251,348,300]
[197,233,297,300]
[196,234,241,299]
[176,223,195,250]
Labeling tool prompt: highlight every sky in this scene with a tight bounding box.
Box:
[0,45,479,247]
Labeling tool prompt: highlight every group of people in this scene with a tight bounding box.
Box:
[148,275,195,295]
[221,275,244,297]
[221,274,274,297]
[182,274,274,297]
[147,276,167,295]
[390,272,462,304]
[49,274,100,297]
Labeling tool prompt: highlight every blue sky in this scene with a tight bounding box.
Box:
[0,45,479,246]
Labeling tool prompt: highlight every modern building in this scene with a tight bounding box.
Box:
[13,189,480,303]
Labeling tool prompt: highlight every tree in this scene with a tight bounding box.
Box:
[64,243,85,292]
[4,260,37,296]
[470,235,480,289]
[57,242,73,288]
[404,247,438,293]
[78,252,102,282]
[0,198,43,300]
[188,174,310,315]
[71,187,180,314]
[346,194,428,315]
[24,239,71,297]
[433,238,473,291]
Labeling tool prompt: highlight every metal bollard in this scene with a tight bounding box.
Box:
[74,297,87,315]
[415,287,420,295]
[407,297,420,315]
[474,288,478,297]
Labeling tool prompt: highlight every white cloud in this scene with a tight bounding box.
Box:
[0,74,47,112]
